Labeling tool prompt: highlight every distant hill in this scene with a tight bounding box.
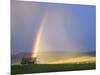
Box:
[11,51,96,65]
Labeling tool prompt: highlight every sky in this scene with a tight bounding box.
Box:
[11,0,96,54]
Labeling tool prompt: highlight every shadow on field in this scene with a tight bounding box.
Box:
[11,63,96,74]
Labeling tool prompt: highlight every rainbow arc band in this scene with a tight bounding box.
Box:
[31,11,48,60]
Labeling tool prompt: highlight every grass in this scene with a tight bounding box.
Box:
[11,63,96,74]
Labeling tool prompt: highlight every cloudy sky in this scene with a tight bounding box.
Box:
[11,0,96,54]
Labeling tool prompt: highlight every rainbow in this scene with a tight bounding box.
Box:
[31,12,48,59]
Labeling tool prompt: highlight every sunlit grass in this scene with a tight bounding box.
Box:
[46,56,96,64]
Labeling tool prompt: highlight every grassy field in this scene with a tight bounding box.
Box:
[11,63,96,74]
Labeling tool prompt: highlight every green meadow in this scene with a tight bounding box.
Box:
[11,63,96,74]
